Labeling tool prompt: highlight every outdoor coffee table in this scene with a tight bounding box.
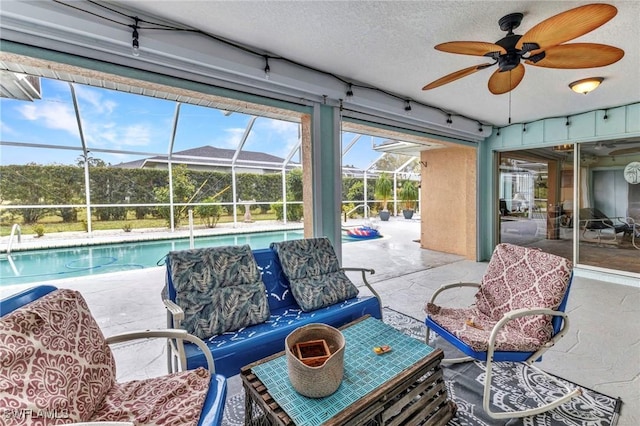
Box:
[240,316,456,426]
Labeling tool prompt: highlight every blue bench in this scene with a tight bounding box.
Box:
[163,239,382,378]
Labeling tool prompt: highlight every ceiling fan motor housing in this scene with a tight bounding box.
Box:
[495,34,523,71]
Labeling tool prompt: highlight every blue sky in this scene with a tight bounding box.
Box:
[0,78,383,169]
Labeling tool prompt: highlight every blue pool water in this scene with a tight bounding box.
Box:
[1,230,309,287]
[1,230,370,287]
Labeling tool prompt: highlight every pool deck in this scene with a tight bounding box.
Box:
[1,216,638,424]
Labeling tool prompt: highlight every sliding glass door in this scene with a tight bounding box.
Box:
[498,139,640,275]
[576,142,640,273]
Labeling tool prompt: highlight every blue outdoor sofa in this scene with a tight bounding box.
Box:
[162,237,382,378]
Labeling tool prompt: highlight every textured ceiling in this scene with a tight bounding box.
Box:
[110,1,640,127]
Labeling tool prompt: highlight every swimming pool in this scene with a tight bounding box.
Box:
[0,230,308,287]
[0,229,371,286]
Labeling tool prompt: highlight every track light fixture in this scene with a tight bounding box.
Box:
[477,122,483,132]
[446,114,453,125]
[404,100,412,115]
[496,128,501,136]
[131,17,140,57]
[522,123,527,132]
[345,83,354,100]
[263,56,271,80]
[565,117,570,126]
[52,1,507,129]
[603,109,609,120]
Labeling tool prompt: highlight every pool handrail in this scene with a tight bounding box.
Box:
[7,223,21,255]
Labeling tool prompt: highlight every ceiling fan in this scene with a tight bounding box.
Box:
[422,4,625,95]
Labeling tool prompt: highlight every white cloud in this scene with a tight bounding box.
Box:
[122,124,152,146]
[0,121,16,136]
[17,101,79,136]
[83,121,152,149]
[209,127,245,149]
[254,118,300,156]
[74,85,117,115]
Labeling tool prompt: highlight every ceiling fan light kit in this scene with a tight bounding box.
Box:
[569,77,604,94]
[422,4,623,95]
[553,144,574,152]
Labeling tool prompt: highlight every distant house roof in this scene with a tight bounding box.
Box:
[114,145,297,170]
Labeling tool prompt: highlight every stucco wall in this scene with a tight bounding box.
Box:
[420,147,477,259]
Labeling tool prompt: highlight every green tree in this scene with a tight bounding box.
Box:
[346,180,364,202]
[286,168,303,201]
[76,155,107,168]
[154,164,195,226]
[195,196,222,228]
[374,153,418,174]
[399,180,418,210]
[375,172,393,211]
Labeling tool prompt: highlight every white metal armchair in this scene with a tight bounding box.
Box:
[424,243,580,419]
[0,285,227,426]
[625,216,640,249]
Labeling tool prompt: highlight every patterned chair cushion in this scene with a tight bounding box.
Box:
[167,245,270,339]
[0,289,116,423]
[91,367,211,426]
[474,243,572,344]
[425,304,548,352]
[270,238,359,312]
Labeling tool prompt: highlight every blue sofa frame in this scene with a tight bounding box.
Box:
[1,285,227,426]
[163,246,383,378]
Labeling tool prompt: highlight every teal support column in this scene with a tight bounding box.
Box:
[312,103,343,260]
[477,140,496,261]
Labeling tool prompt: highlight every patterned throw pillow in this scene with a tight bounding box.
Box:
[270,237,359,312]
[168,245,270,339]
[0,289,116,423]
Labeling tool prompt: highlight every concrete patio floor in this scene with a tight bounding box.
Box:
[1,217,638,424]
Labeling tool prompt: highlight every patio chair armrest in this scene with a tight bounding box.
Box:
[341,267,382,309]
[341,266,375,275]
[429,282,481,305]
[106,329,215,374]
[489,307,570,364]
[163,298,184,329]
[502,306,567,320]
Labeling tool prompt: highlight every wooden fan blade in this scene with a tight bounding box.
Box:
[516,4,617,51]
[526,43,624,68]
[422,63,494,90]
[488,64,525,95]
[609,147,640,157]
[435,41,506,57]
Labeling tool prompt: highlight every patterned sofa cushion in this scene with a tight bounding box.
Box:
[475,243,572,344]
[270,238,359,312]
[167,245,270,339]
[0,289,116,423]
